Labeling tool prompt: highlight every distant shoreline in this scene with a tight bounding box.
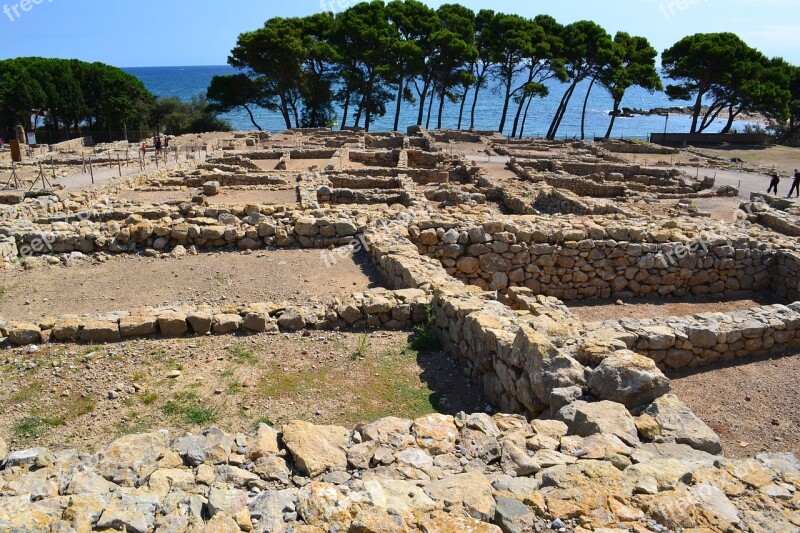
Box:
[613,105,766,126]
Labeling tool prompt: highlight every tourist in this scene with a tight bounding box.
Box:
[154,135,162,154]
[767,171,780,195]
[789,169,800,199]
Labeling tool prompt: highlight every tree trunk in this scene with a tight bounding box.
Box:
[549,81,578,140]
[580,77,596,141]
[519,94,535,139]
[243,105,263,131]
[437,89,446,130]
[547,82,576,140]
[393,76,405,132]
[416,78,430,126]
[690,90,704,134]
[365,85,373,132]
[470,76,483,130]
[340,90,351,130]
[498,77,513,134]
[354,94,365,128]
[511,90,527,139]
[698,102,724,133]
[457,86,470,130]
[425,90,435,129]
[720,105,738,134]
[278,93,292,129]
[605,98,621,139]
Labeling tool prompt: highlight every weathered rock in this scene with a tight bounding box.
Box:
[297,482,361,531]
[158,313,189,337]
[208,487,249,518]
[212,313,243,334]
[96,494,160,533]
[558,401,640,447]
[96,431,169,486]
[248,423,281,459]
[419,512,502,533]
[412,414,458,455]
[350,507,410,533]
[360,478,438,520]
[7,323,42,345]
[282,421,349,477]
[119,316,158,337]
[187,312,213,335]
[80,319,121,342]
[278,308,306,332]
[645,394,722,454]
[424,473,496,521]
[360,417,414,449]
[3,447,55,469]
[588,350,670,407]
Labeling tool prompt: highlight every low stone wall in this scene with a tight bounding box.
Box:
[3,206,370,259]
[539,175,628,198]
[596,139,678,155]
[242,151,284,160]
[289,149,337,160]
[347,150,400,167]
[203,156,261,171]
[365,133,405,149]
[772,250,800,301]
[182,173,289,188]
[587,303,800,369]
[317,187,412,206]
[324,167,451,185]
[3,288,431,346]
[757,211,800,237]
[328,175,403,190]
[409,220,771,298]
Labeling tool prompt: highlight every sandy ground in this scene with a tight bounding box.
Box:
[669,351,800,458]
[0,249,382,321]
[568,294,775,323]
[117,188,299,206]
[284,158,333,172]
[252,160,281,171]
[471,159,519,180]
[0,330,486,451]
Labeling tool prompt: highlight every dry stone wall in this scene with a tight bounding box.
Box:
[3,288,430,346]
[588,303,800,369]
[408,219,772,299]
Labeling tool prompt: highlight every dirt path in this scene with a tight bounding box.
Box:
[669,352,800,458]
[0,249,382,321]
[568,293,775,323]
[118,188,299,206]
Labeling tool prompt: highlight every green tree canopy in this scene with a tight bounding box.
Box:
[0,57,154,138]
[599,32,662,139]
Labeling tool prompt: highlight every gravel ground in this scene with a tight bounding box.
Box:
[668,351,800,458]
[0,330,485,452]
[117,188,299,206]
[567,293,775,323]
[0,249,383,321]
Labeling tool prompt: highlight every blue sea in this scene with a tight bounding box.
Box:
[124,65,755,138]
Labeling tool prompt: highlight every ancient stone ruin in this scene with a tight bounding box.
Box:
[0,128,798,532]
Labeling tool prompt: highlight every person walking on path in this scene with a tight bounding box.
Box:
[788,169,800,198]
[768,171,781,195]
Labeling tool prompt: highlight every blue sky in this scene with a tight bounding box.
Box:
[1,0,798,67]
